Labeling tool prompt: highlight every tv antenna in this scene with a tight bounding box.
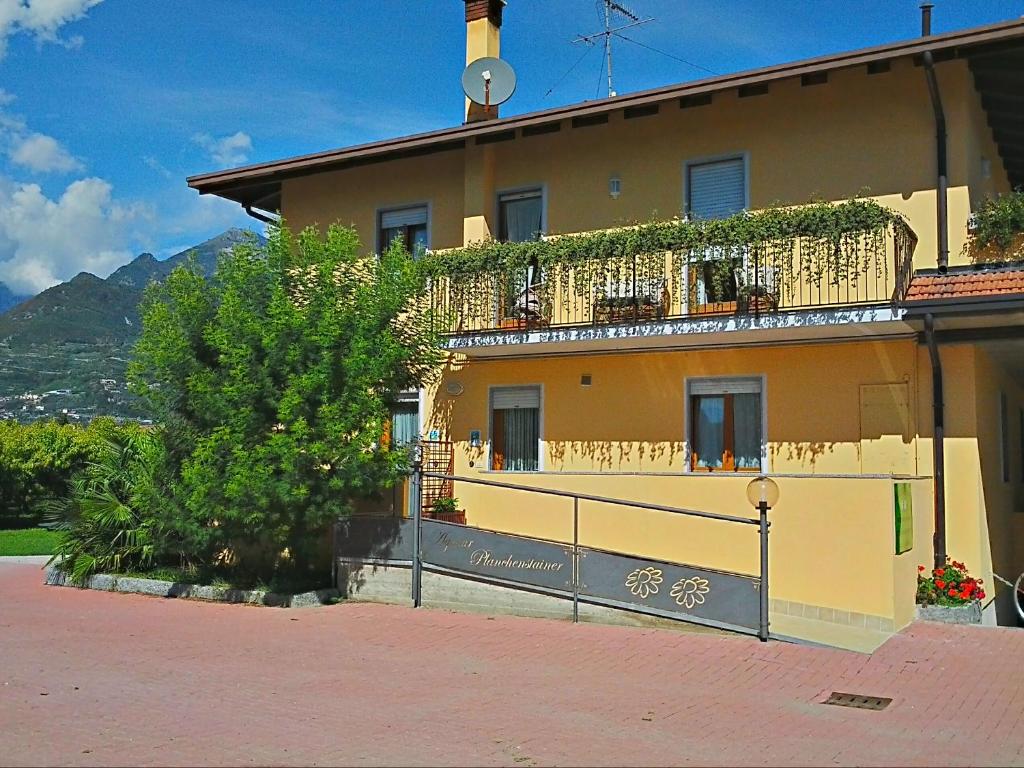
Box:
[573,1,652,98]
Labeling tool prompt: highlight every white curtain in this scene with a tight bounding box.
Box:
[694,396,725,469]
[501,407,539,471]
[391,404,419,446]
[503,196,543,242]
[733,393,762,469]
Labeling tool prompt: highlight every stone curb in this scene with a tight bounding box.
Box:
[915,601,983,624]
[44,567,339,608]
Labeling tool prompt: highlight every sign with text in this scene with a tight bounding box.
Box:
[421,520,573,592]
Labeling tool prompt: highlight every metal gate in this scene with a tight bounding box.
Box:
[335,456,770,640]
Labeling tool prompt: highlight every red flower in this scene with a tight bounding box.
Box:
[935,580,946,590]
[935,568,945,577]
[948,589,958,597]
[978,590,986,600]
[918,565,926,572]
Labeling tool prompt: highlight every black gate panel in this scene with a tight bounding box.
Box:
[420,519,573,592]
[578,548,762,634]
[335,516,414,562]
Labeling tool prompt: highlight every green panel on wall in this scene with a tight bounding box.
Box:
[894,482,913,555]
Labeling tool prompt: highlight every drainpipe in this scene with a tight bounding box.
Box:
[924,313,947,569]
[921,3,949,273]
[244,205,279,226]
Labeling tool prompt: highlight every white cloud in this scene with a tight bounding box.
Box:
[0,175,150,293]
[0,0,102,58]
[9,131,82,172]
[192,131,252,167]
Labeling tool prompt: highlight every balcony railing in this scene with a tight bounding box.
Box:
[421,202,918,336]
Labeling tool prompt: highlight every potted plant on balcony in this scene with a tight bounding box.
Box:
[915,557,985,624]
[429,497,466,525]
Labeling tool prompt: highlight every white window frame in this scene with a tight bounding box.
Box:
[492,185,548,326]
[683,374,768,473]
[487,384,544,472]
[495,184,548,243]
[375,201,432,256]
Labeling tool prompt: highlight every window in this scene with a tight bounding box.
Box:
[385,392,419,448]
[390,402,419,448]
[498,189,544,243]
[378,205,428,257]
[688,378,763,472]
[490,386,541,471]
[497,189,545,324]
[686,156,746,221]
[1001,393,1010,483]
[685,157,747,310]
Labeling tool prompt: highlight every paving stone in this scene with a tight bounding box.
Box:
[3,560,1024,767]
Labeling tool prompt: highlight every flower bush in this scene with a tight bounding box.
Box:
[916,557,986,606]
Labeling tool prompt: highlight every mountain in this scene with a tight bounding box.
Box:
[107,228,253,288]
[0,228,262,422]
[0,283,30,314]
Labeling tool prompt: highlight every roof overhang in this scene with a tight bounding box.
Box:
[187,17,1024,211]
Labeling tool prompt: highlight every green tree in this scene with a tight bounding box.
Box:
[129,224,443,580]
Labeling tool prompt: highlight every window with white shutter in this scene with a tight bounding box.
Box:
[687,377,763,472]
[686,157,746,220]
[490,386,541,471]
[378,205,429,257]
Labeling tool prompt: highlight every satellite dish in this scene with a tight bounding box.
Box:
[462,56,517,108]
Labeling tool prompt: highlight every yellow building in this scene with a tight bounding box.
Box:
[189,2,1024,650]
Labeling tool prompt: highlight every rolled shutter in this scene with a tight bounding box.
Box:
[380,205,428,229]
[688,158,746,220]
[689,377,761,395]
[492,386,540,409]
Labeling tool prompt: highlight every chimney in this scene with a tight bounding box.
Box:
[464,0,505,123]
[920,2,933,36]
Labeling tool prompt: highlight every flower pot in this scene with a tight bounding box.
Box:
[915,601,982,624]
[428,510,466,525]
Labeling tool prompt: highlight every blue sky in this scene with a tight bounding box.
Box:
[0,0,1020,294]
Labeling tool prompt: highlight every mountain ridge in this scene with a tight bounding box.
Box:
[0,228,264,422]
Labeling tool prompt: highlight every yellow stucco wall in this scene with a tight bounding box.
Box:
[281,57,1001,271]
[428,339,920,475]
[281,149,466,251]
[970,348,1024,621]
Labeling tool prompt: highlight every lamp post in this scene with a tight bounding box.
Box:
[410,442,424,608]
[746,475,779,642]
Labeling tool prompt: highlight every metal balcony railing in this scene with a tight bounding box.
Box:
[424,216,917,336]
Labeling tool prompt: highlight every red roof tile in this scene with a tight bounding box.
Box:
[905,269,1024,302]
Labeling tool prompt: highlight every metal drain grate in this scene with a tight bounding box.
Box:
[823,692,892,711]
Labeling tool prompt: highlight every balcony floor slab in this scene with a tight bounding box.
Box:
[446,305,916,357]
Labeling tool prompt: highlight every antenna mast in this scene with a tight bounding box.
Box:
[574,1,652,98]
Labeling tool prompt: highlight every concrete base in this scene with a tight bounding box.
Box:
[45,568,339,608]
[916,601,983,624]
[337,560,729,635]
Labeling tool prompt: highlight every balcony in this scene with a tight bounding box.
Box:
[419,200,918,351]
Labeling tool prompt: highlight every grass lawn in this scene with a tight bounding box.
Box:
[0,528,61,556]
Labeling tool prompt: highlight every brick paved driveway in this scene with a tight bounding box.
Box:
[2,560,1024,767]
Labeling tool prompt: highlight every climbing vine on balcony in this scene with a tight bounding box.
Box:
[417,198,908,327]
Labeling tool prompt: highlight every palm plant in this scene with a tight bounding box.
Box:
[44,431,164,584]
